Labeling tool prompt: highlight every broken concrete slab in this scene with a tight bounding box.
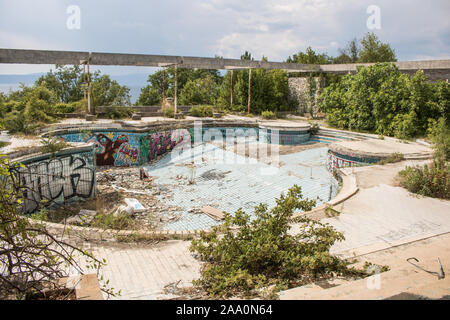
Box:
[201,206,225,221]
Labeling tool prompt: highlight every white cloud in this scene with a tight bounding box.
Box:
[0,0,448,74]
[214,30,307,61]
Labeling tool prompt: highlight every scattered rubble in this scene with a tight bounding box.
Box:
[65,209,97,225]
[48,166,186,230]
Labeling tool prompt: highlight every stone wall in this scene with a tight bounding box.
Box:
[288,77,324,115]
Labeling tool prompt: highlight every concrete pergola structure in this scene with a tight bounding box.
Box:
[1,48,450,114]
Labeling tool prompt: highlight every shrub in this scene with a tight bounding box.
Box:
[102,106,134,119]
[319,64,448,139]
[190,185,366,298]
[398,159,449,199]
[189,105,213,117]
[40,135,69,155]
[309,123,320,135]
[2,111,38,135]
[377,152,404,165]
[52,102,76,114]
[428,117,450,161]
[90,211,135,230]
[163,107,175,118]
[261,110,276,120]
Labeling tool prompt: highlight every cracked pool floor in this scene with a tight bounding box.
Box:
[144,142,338,231]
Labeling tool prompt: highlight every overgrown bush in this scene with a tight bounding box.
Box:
[90,212,135,230]
[52,102,76,114]
[428,117,450,161]
[163,107,175,118]
[2,111,38,135]
[320,64,448,139]
[190,185,366,298]
[397,117,450,199]
[261,110,276,119]
[102,106,134,119]
[377,152,404,165]
[189,105,213,117]
[309,123,320,135]
[398,159,449,199]
[1,84,56,135]
[40,136,69,155]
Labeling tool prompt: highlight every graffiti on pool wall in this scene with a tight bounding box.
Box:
[14,152,95,213]
[146,129,188,161]
[86,133,140,166]
[59,129,190,166]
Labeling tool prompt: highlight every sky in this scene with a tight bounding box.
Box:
[0,0,449,76]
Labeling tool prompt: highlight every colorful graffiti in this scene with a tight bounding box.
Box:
[59,129,190,166]
[14,151,96,213]
[146,129,188,161]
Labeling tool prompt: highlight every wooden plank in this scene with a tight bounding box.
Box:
[201,206,225,221]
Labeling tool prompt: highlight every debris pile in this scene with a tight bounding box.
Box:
[94,167,184,228]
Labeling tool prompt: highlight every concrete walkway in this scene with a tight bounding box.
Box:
[73,240,201,300]
[325,161,450,257]
[280,232,450,300]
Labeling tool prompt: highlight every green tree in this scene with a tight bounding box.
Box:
[179,76,218,105]
[358,32,397,63]
[319,63,447,139]
[36,65,84,103]
[334,38,360,63]
[240,51,254,61]
[190,185,367,298]
[90,75,131,107]
[286,47,333,65]
[216,52,291,114]
[137,68,221,106]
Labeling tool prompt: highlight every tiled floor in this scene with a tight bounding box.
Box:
[144,143,338,231]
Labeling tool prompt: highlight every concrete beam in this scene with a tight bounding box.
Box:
[318,60,450,73]
[0,48,449,74]
[0,48,318,72]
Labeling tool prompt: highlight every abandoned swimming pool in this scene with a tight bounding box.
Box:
[17,124,340,231]
[143,142,338,231]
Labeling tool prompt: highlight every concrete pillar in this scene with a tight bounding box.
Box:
[230,70,233,109]
[247,68,252,114]
[162,69,166,104]
[174,65,178,114]
[87,59,91,114]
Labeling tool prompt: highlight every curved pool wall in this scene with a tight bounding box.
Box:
[11,145,96,214]
[55,125,312,167]
[13,123,341,229]
[326,149,381,171]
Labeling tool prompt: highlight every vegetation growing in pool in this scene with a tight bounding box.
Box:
[190,185,372,299]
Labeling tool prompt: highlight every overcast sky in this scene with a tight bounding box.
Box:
[0,0,449,75]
